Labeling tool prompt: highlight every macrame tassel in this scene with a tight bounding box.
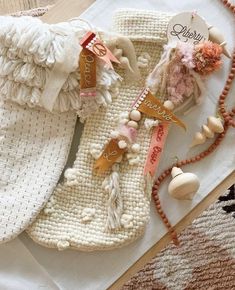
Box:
[102,164,123,230]
[146,41,222,113]
[146,43,174,94]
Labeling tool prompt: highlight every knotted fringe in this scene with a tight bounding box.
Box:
[102,164,123,230]
[0,16,121,119]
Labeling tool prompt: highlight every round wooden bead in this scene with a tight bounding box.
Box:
[127,120,138,129]
[129,110,141,122]
[163,100,174,110]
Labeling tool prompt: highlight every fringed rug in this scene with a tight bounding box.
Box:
[12,6,235,290]
[123,185,235,290]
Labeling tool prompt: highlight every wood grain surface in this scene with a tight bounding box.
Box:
[0,0,55,14]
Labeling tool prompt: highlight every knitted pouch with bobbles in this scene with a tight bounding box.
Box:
[27,9,173,251]
[0,16,120,243]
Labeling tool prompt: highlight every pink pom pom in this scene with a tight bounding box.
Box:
[118,125,137,143]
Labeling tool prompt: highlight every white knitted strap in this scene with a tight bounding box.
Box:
[113,9,173,42]
[41,33,81,111]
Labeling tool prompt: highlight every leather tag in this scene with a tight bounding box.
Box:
[133,88,186,130]
[94,139,125,173]
[79,48,96,90]
[80,31,120,69]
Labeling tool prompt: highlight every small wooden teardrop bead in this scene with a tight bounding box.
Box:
[190,132,206,148]
[127,120,138,129]
[202,125,214,138]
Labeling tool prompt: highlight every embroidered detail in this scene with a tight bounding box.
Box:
[81,208,96,223]
[64,168,79,186]
[126,152,140,166]
[121,214,133,229]
[90,144,103,159]
[137,52,151,68]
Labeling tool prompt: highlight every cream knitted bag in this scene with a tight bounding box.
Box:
[0,16,121,243]
[27,10,173,251]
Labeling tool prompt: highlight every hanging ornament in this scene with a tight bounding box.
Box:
[190,116,224,147]
[168,167,200,200]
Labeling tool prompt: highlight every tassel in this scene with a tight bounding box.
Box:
[102,164,123,230]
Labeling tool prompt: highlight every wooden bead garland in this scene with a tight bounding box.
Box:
[152,0,235,246]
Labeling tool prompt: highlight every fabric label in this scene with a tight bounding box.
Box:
[144,123,169,177]
[79,48,96,90]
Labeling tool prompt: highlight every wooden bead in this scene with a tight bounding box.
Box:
[207,116,224,133]
[163,100,174,110]
[127,120,138,129]
[190,132,206,147]
[202,125,214,138]
[129,110,141,122]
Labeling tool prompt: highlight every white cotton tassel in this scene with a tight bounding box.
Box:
[144,118,159,131]
[102,164,123,230]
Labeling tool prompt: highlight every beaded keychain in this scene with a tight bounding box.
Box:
[152,0,235,246]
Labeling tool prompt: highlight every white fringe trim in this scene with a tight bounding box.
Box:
[0,16,121,119]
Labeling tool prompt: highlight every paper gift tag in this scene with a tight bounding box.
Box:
[167,12,209,45]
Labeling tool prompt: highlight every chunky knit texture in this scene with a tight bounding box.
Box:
[0,16,119,243]
[0,16,120,116]
[28,10,173,251]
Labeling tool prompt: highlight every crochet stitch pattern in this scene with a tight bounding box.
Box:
[0,16,119,243]
[27,10,173,251]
